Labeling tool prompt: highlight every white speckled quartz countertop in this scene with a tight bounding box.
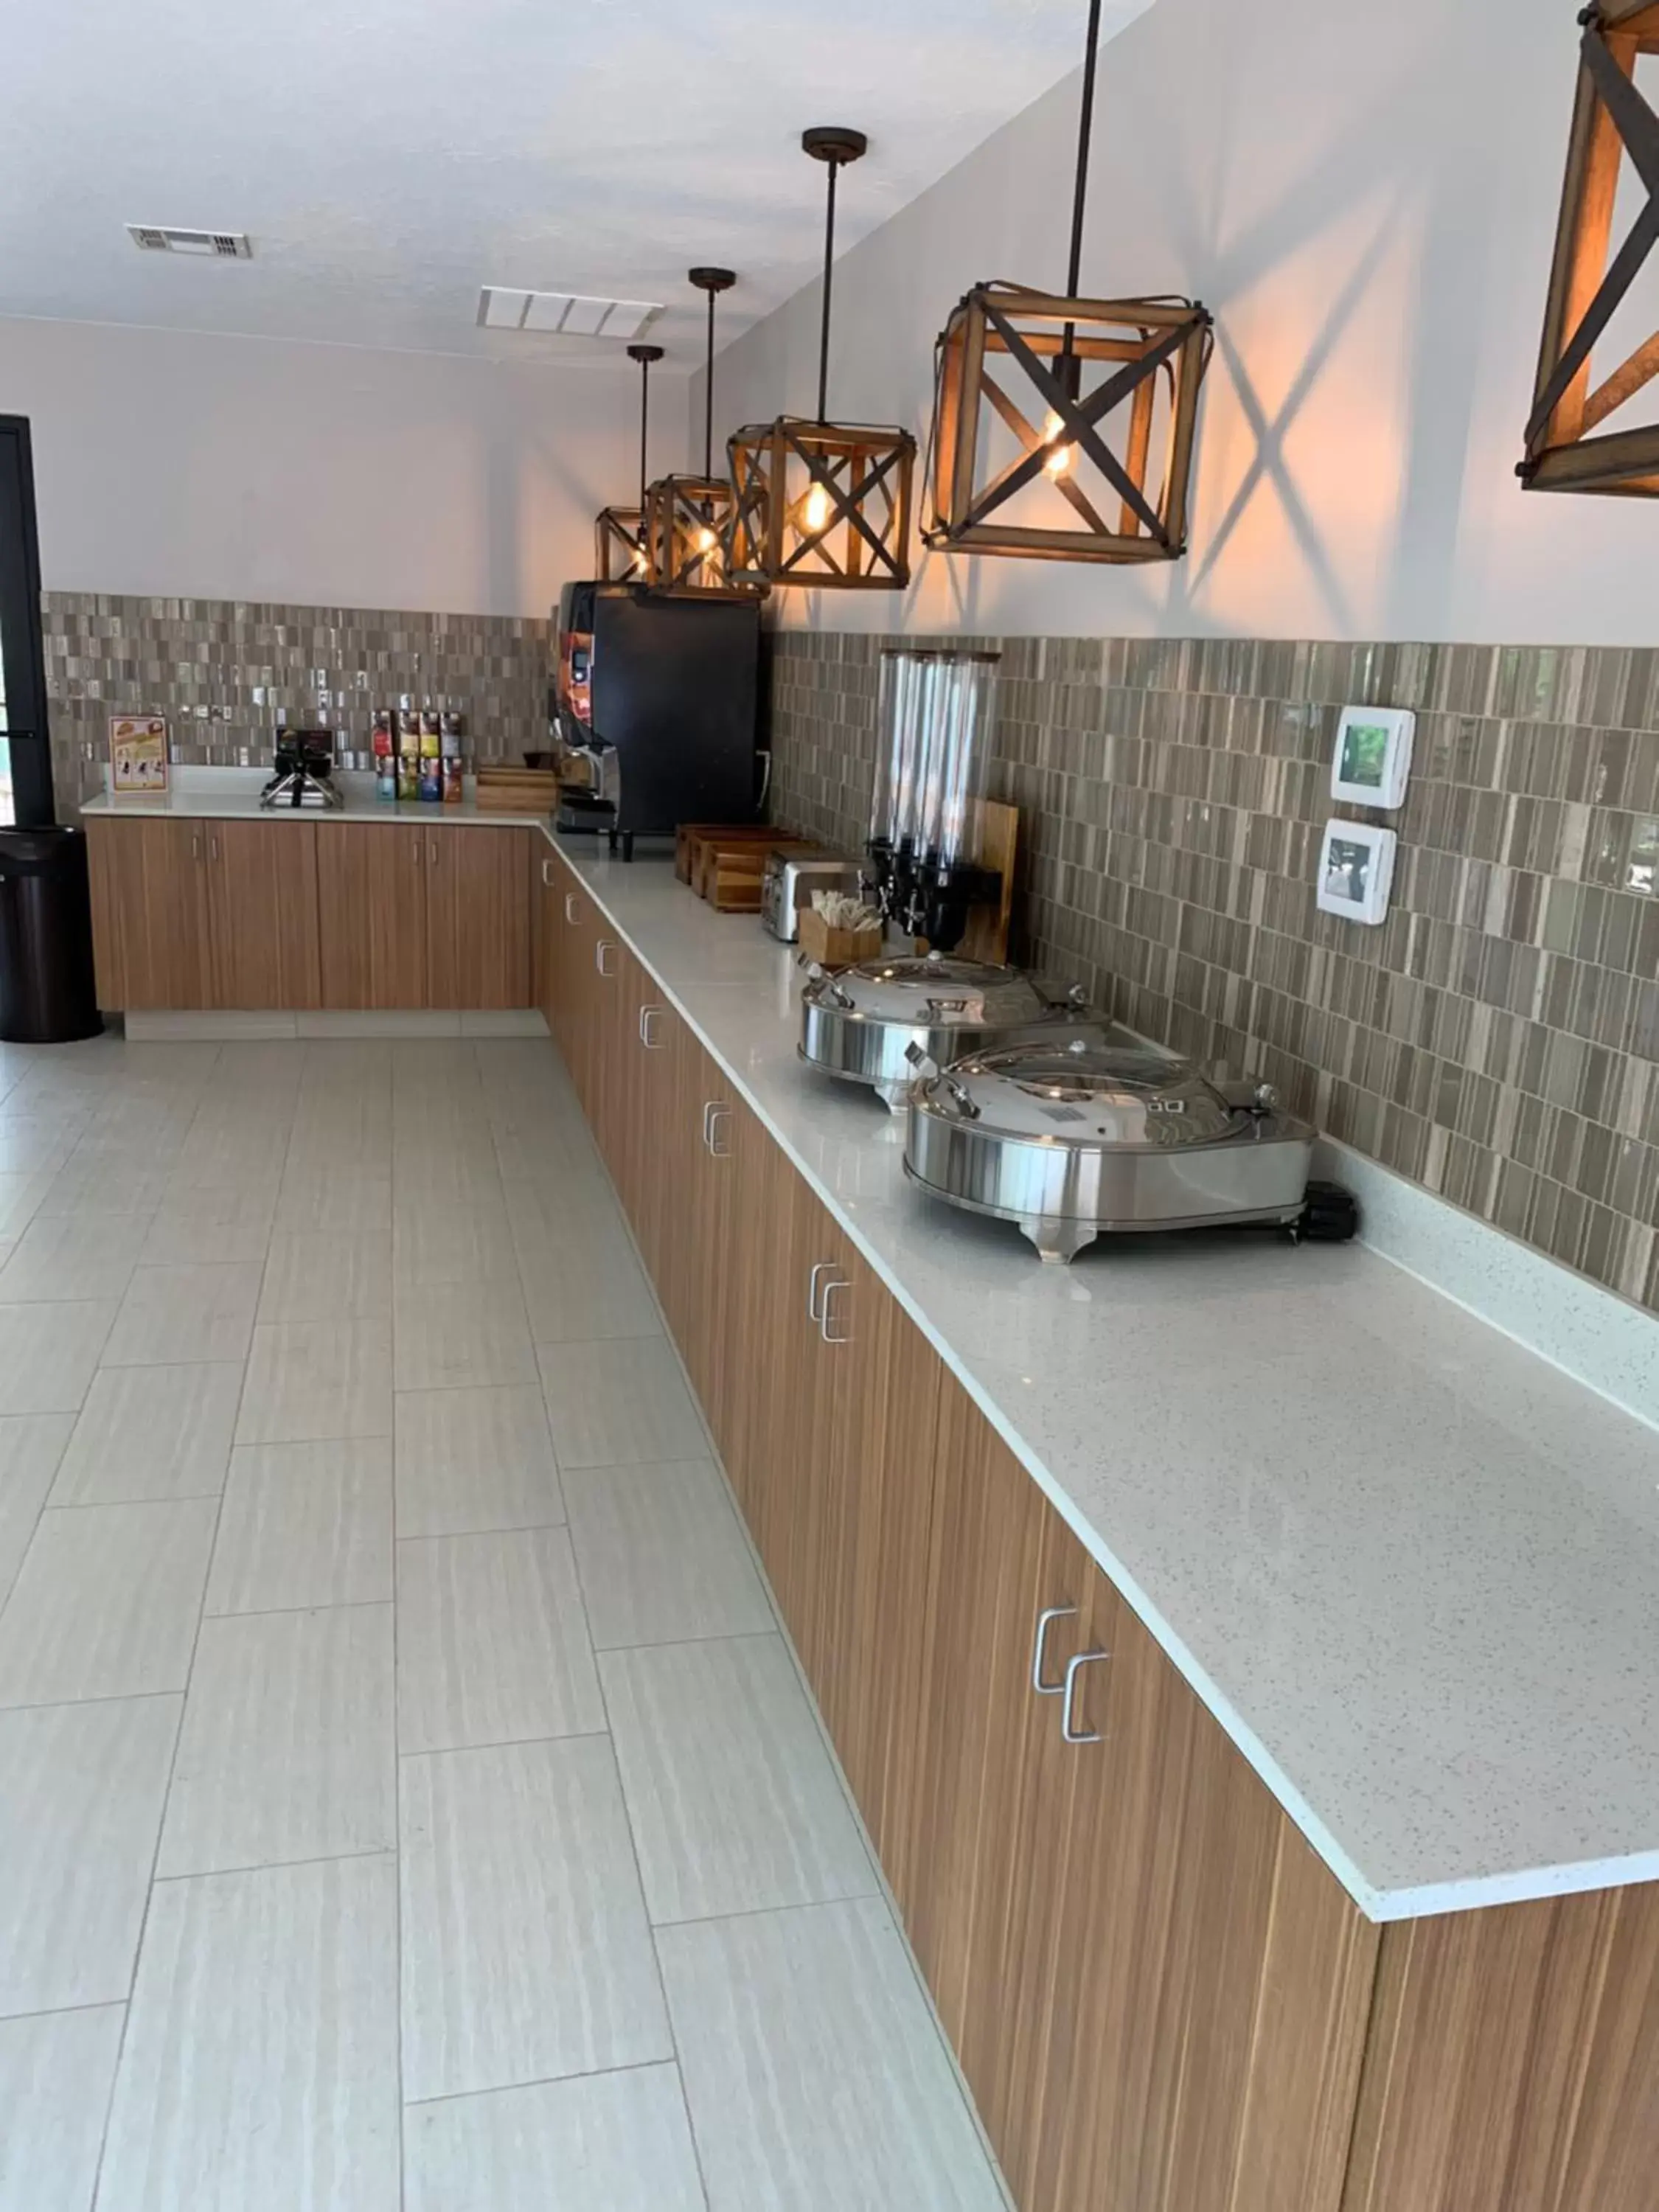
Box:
[552,837,1659,1925]
[79,765,550,830]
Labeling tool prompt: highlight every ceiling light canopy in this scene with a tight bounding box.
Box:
[476,287,661,339]
[644,269,762,597]
[726,129,917,592]
[922,0,1211,564]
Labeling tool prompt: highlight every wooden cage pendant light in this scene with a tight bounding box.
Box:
[923,0,1212,564]
[726,130,917,591]
[643,270,757,596]
[594,341,664,582]
[1521,2,1659,496]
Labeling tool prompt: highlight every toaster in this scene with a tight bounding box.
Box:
[760,851,863,942]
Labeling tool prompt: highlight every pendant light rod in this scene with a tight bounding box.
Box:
[1065,0,1104,299]
[627,342,664,515]
[804,126,867,425]
[689,268,735,477]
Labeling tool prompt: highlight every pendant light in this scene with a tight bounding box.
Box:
[726,129,917,591]
[594,341,664,582]
[922,0,1212,564]
[643,269,757,595]
[1520,2,1659,497]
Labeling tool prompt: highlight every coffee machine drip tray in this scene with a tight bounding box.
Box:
[260,768,342,809]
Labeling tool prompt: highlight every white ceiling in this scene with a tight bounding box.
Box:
[0,0,1149,375]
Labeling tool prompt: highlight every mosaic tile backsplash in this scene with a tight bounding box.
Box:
[771,630,1659,1318]
[41,592,552,815]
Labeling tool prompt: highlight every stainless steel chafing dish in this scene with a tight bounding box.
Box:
[903,1033,1340,1262]
[798,950,1098,1113]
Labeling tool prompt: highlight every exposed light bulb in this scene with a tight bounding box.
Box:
[630,543,647,574]
[1040,408,1075,479]
[695,526,717,553]
[803,481,832,534]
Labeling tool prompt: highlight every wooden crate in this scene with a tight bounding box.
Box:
[674,822,773,886]
[475,767,559,813]
[798,908,883,967]
[700,835,822,913]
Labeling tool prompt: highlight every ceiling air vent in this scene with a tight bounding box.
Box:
[477,288,660,340]
[128,226,251,259]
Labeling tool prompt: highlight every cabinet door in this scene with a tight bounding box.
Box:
[905,1381,1377,2212]
[86,819,212,1010]
[425,827,530,1009]
[791,1239,943,1885]
[616,975,681,1276]
[661,1032,733,1399]
[205,821,321,1009]
[316,825,428,1008]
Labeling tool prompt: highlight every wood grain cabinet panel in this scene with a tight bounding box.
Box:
[86,818,212,1010]
[425,825,530,1009]
[205,821,321,1009]
[316,824,427,1008]
[1342,1882,1659,2212]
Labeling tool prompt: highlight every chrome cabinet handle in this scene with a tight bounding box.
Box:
[596,941,617,977]
[541,858,556,886]
[1032,1604,1079,1696]
[428,838,439,864]
[412,836,422,865]
[639,1006,664,1048]
[705,1102,731,1158]
[209,834,220,863]
[565,893,581,922]
[190,832,201,861]
[807,1259,835,1321]
[1061,1650,1108,1745]
[818,1279,851,1344]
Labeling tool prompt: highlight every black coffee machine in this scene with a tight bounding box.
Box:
[554,581,762,858]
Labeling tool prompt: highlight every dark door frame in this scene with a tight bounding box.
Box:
[0,415,55,826]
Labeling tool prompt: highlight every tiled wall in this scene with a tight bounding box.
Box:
[40,592,552,814]
[770,630,1659,1317]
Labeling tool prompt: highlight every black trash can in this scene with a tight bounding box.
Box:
[0,826,102,1043]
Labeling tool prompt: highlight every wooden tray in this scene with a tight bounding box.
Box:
[475,766,560,813]
[797,908,883,967]
[675,821,774,886]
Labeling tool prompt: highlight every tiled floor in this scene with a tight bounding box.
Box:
[0,1032,1005,2212]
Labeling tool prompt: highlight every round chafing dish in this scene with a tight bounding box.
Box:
[799,950,1096,1113]
[903,1033,1321,1262]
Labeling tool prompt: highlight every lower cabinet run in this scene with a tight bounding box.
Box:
[538,844,1659,2212]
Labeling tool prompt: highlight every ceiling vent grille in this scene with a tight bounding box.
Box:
[128,226,251,258]
[477,288,661,340]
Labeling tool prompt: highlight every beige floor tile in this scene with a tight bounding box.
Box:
[400,1736,671,2102]
[37,1160,174,1217]
[50,1362,242,1506]
[257,1228,393,1324]
[518,1220,661,1343]
[97,1854,400,2212]
[392,1197,518,1286]
[564,1461,772,1650]
[0,1171,55,1242]
[396,1524,602,1753]
[0,1211,153,1303]
[0,1500,216,1706]
[0,1300,117,1414]
[0,1695,180,2014]
[0,1412,74,1609]
[0,2004,126,2212]
[394,1382,563,1538]
[102,1262,262,1366]
[658,1898,1004,2212]
[236,1316,393,1445]
[271,1173,392,1238]
[538,1338,703,1468]
[206,1438,393,1615]
[394,1276,537,1391]
[601,1635,875,1924]
[158,1601,394,1877]
[138,1186,278,1266]
[0,1113,83,1177]
[404,2064,706,2212]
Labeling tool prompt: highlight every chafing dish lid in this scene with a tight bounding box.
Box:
[803,952,1084,1029]
[917,1035,1275,1150]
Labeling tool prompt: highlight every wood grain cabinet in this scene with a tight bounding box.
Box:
[88,818,319,1011]
[316,824,428,1009]
[533,836,1659,2212]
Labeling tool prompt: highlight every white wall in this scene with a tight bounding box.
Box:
[1,316,661,616]
[698,0,1657,645]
